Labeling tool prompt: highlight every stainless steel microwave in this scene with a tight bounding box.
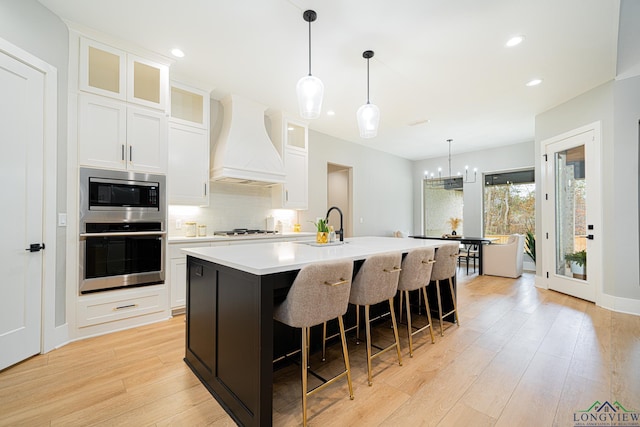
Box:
[79,167,166,226]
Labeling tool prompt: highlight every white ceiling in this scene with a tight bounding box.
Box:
[38,0,620,160]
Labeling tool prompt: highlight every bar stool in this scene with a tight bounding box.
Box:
[273,260,355,427]
[397,247,436,357]
[431,243,461,336]
[349,252,403,386]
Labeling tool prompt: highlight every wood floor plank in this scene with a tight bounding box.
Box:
[494,351,571,427]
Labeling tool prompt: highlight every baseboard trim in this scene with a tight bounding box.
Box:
[598,293,640,317]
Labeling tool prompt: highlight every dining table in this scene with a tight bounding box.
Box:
[409,235,496,275]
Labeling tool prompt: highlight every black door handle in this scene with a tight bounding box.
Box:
[26,243,45,252]
[587,235,594,240]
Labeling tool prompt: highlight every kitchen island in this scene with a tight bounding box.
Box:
[182,236,448,426]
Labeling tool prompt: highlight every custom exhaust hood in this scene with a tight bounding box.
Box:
[210,95,285,186]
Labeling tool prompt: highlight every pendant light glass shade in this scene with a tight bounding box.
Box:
[297,10,323,119]
[297,74,324,119]
[357,50,379,138]
[357,103,380,138]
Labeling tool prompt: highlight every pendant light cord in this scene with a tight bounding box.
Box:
[366,57,370,104]
[448,139,453,177]
[308,19,312,76]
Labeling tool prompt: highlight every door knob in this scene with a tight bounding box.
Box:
[26,243,45,252]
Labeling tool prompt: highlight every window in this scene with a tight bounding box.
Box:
[483,169,535,243]
[423,180,464,236]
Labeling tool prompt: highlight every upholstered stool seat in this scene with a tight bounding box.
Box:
[397,247,436,357]
[273,260,355,427]
[431,243,461,336]
[348,252,403,386]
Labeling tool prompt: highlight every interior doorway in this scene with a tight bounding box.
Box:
[0,40,54,370]
[327,163,352,237]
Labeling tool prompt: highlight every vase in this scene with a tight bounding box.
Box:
[451,230,457,235]
[569,261,586,280]
[316,232,329,244]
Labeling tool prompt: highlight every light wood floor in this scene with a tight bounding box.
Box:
[1,271,639,426]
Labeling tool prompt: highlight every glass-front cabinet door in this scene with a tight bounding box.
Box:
[79,38,126,100]
[79,37,168,111]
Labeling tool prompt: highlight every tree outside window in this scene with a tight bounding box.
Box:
[483,169,535,243]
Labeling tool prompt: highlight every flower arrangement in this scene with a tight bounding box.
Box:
[311,218,330,243]
[311,218,329,233]
[446,217,462,231]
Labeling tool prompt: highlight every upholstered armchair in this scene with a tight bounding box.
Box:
[482,234,525,278]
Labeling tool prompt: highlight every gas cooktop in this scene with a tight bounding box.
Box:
[213,228,277,237]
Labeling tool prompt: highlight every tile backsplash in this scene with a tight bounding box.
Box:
[168,182,299,237]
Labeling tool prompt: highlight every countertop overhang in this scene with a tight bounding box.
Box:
[182,236,447,275]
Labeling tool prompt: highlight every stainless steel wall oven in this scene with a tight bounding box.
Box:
[79,167,166,294]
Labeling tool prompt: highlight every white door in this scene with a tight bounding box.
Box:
[542,125,602,302]
[0,51,45,370]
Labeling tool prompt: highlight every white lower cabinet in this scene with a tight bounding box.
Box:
[76,285,168,328]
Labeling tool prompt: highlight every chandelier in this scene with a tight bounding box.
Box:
[424,139,477,189]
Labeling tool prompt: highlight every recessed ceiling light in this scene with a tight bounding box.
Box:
[526,78,543,87]
[171,48,185,58]
[506,35,525,47]
[408,119,430,126]
[326,110,335,116]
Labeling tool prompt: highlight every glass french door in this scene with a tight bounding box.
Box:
[543,126,601,302]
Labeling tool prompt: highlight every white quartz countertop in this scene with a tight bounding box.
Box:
[182,236,449,275]
[168,231,315,244]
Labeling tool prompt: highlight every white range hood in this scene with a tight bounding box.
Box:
[210,95,285,186]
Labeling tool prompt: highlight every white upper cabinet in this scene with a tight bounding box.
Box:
[79,37,168,111]
[270,114,308,209]
[79,93,167,173]
[167,82,210,206]
[169,82,208,129]
[168,122,209,205]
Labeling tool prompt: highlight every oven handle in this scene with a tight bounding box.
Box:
[80,231,167,238]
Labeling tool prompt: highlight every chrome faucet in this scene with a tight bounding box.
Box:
[325,206,344,242]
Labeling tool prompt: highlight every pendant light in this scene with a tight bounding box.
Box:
[296,10,323,119]
[357,50,380,138]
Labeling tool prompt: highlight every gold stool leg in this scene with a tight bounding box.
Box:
[321,321,327,362]
[338,316,354,400]
[448,277,460,327]
[301,326,309,427]
[422,286,436,343]
[388,298,403,366]
[364,305,373,386]
[404,290,414,357]
[436,280,444,336]
[356,305,360,343]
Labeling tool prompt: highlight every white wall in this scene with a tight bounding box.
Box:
[302,130,414,237]
[536,78,640,305]
[412,141,535,237]
[0,0,68,326]
[612,75,640,300]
